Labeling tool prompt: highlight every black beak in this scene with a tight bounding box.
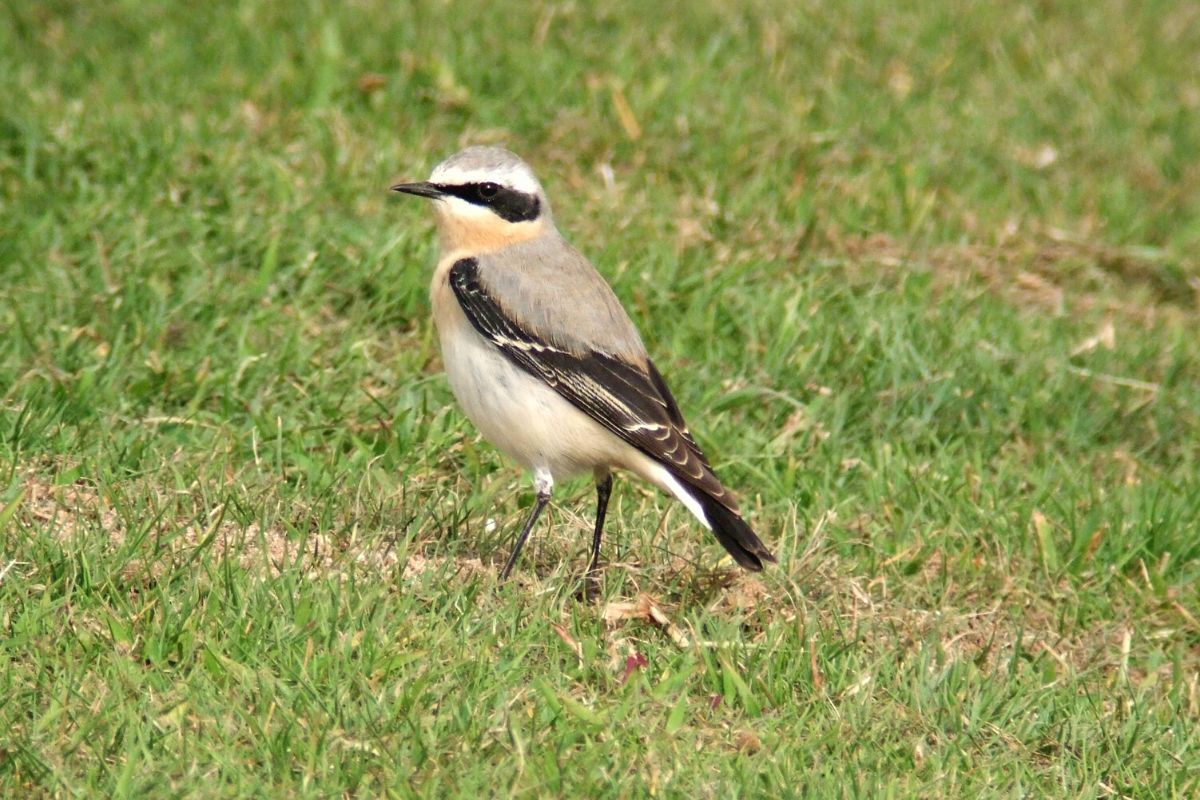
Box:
[390,181,444,199]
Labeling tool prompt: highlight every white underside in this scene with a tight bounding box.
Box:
[439,324,710,528]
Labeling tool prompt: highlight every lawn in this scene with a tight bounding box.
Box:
[2,0,1199,796]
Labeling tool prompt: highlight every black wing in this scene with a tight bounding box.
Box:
[448,257,738,512]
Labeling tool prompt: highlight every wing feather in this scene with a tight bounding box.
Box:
[449,257,738,512]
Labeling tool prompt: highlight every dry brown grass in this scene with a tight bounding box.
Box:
[833,229,1198,326]
[13,461,1198,699]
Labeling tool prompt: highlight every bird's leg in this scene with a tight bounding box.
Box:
[580,470,613,603]
[500,469,553,581]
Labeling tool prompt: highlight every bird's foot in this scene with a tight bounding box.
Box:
[575,570,602,604]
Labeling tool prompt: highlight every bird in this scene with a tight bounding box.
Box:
[392,146,775,594]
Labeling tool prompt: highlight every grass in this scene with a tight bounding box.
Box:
[2,0,1199,796]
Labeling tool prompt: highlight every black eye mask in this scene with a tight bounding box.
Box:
[438,182,541,223]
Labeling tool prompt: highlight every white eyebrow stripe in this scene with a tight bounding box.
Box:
[430,163,542,195]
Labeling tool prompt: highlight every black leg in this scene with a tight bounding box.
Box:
[499,489,550,581]
[580,473,613,602]
[587,474,613,577]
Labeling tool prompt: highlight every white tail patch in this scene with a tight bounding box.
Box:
[650,465,710,530]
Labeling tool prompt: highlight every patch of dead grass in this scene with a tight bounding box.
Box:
[832,230,1198,326]
[15,473,399,580]
[11,470,1198,694]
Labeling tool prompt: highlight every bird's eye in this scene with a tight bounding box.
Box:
[476,182,500,200]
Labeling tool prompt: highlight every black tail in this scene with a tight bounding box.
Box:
[694,492,777,571]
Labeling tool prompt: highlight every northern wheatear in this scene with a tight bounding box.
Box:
[393,146,775,591]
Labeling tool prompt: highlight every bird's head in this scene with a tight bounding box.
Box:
[392,146,551,252]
